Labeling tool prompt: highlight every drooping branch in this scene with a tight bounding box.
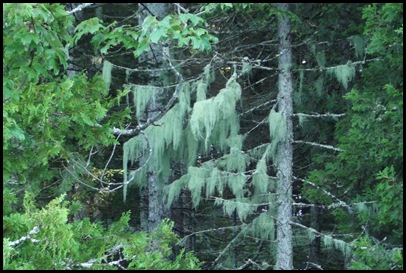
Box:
[124,130,152,187]
[112,47,185,138]
[290,220,353,256]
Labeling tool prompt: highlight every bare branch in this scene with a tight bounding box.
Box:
[85,145,98,168]
[8,226,42,247]
[244,116,267,137]
[293,140,344,152]
[305,262,324,270]
[101,124,129,181]
[294,176,353,214]
[237,258,268,270]
[180,223,246,241]
[240,99,277,116]
[293,112,345,118]
[67,3,93,15]
[112,126,138,136]
[213,228,245,266]
[294,58,382,72]
[63,164,100,191]
[173,3,189,14]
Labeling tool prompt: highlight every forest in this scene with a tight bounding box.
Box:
[3,3,403,270]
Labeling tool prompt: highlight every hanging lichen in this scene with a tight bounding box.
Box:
[190,73,242,149]
[315,75,324,97]
[251,146,273,195]
[215,198,253,222]
[268,108,287,163]
[242,61,252,75]
[298,114,306,128]
[102,59,113,89]
[349,35,366,59]
[328,63,356,90]
[315,50,326,67]
[132,85,161,118]
[196,80,207,101]
[322,234,352,258]
[242,211,275,241]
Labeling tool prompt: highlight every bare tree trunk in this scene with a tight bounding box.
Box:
[309,205,321,267]
[138,3,170,233]
[275,3,294,270]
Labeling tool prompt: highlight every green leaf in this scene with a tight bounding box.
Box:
[73,18,104,45]
[150,27,166,44]
[142,16,158,31]
[80,112,95,126]
[10,124,25,140]
[179,14,204,27]
[134,38,150,57]
[20,32,40,46]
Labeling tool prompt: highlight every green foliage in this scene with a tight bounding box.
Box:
[73,17,105,45]
[362,4,403,65]
[3,192,202,270]
[3,3,130,197]
[73,12,218,57]
[356,166,403,239]
[302,3,403,270]
[349,236,403,270]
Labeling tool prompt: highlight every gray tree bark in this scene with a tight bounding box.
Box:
[309,205,321,267]
[275,3,294,270]
[138,3,170,233]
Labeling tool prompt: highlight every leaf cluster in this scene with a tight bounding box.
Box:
[3,191,202,270]
[73,11,219,58]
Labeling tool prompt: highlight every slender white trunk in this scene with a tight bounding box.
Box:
[275,3,294,270]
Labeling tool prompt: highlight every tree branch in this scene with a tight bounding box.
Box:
[293,140,344,152]
[8,226,42,246]
[112,47,185,138]
[293,112,345,118]
[294,176,353,214]
[67,3,93,15]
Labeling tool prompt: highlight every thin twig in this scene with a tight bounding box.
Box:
[100,123,130,182]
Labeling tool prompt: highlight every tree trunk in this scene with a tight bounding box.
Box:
[138,3,170,233]
[275,3,294,270]
[309,205,321,267]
